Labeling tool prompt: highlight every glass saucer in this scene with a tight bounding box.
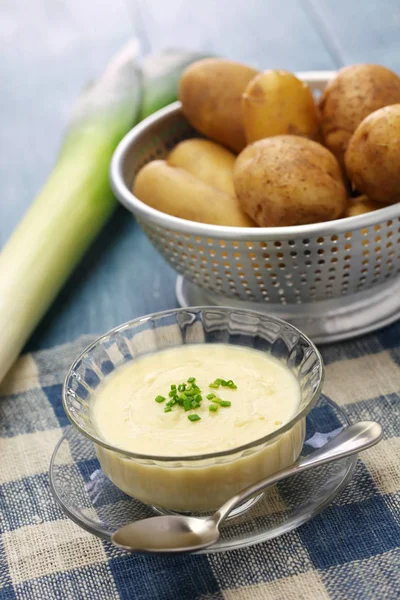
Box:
[50,396,356,554]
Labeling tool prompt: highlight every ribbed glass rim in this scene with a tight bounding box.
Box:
[62,306,325,462]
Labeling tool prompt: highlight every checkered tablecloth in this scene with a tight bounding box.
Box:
[0,325,399,600]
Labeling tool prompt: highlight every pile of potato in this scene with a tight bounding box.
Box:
[134,59,400,228]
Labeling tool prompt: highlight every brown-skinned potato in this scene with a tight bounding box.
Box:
[344,195,383,217]
[345,104,400,205]
[233,136,347,227]
[133,160,255,227]
[319,64,400,167]
[167,139,236,196]
[242,70,320,143]
[179,58,258,152]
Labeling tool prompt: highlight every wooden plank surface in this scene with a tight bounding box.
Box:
[0,0,398,352]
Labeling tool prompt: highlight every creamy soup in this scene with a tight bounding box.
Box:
[91,343,304,511]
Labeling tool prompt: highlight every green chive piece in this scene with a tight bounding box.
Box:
[170,399,177,406]
[195,394,202,402]
[220,380,229,387]
[187,377,195,383]
[155,395,166,403]
[209,404,218,412]
[206,393,215,400]
[209,382,219,389]
[215,378,223,384]
[164,406,172,412]
[170,384,176,390]
[188,414,201,422]
[220,400,231,407]
[168,390,175,397]
[178,383,186,392]
[184,398,192,411]
[191,400,199,409]
[185,389,195,396]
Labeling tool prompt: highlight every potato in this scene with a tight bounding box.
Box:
[133,160,255,227]
[179,58,258,152]
[242,70,320,143]
[233,136,347,227]
[345,104,400,205]
[344,195,382,217]
[167,139,236,196]
[319,64,400,167]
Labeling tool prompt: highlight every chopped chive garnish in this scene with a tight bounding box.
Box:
[188,414,201,422]
[157,377,236,418]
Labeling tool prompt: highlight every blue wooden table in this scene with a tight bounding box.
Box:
[2,0,400,352]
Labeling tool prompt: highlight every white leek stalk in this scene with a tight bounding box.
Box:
[0,44,206,382]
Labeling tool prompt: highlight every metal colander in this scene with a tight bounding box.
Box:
[111,72,400,343]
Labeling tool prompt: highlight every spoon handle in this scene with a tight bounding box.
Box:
[213,420,382,526]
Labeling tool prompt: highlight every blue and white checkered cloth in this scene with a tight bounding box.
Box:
[0,325,399,599]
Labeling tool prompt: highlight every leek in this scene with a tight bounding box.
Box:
[0,43,207,382]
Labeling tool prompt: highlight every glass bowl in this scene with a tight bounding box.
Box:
[62,307,324,512]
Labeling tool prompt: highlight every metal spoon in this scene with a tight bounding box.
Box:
[112,420,382,554]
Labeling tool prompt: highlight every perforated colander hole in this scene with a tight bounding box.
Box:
[255,273,262,279]
[279,262,287,268]
[317,237,324,244]
[345,232,352,239]
[288,240,296,246]
[274,242,282,248]
[361,268,368,274]
[304,250,311,256]
[276,252,284,259]
[252,263,260,271]
[342,273,350,278]
[209,249,216,257]
[259,242,268,249]
[345,254,352,260]
[263,252,271,260]
[375,246,381,252]
[248,252,257,260]
[318,249,325,255]
[376,255,382,262]
[245,242,254,250]
[219,241,226,248]
[331,246,338,254]
[265,263,273,270]
[387,220,393,227]
[388,250,395,257]
[330,235,338,242]
[220,251,227,259]
[344,243,352,251]
[232,241,239,249]
[233,252,241,260]
[374,225,381,232]
[315,277,321,282]
[386,242,393,248]
[290,251,298,258]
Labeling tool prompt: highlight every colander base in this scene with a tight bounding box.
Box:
[176,276,400,344]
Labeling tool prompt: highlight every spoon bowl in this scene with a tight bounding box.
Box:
[112,420,383,554]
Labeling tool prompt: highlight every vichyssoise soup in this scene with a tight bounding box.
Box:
[92,343,304,511]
